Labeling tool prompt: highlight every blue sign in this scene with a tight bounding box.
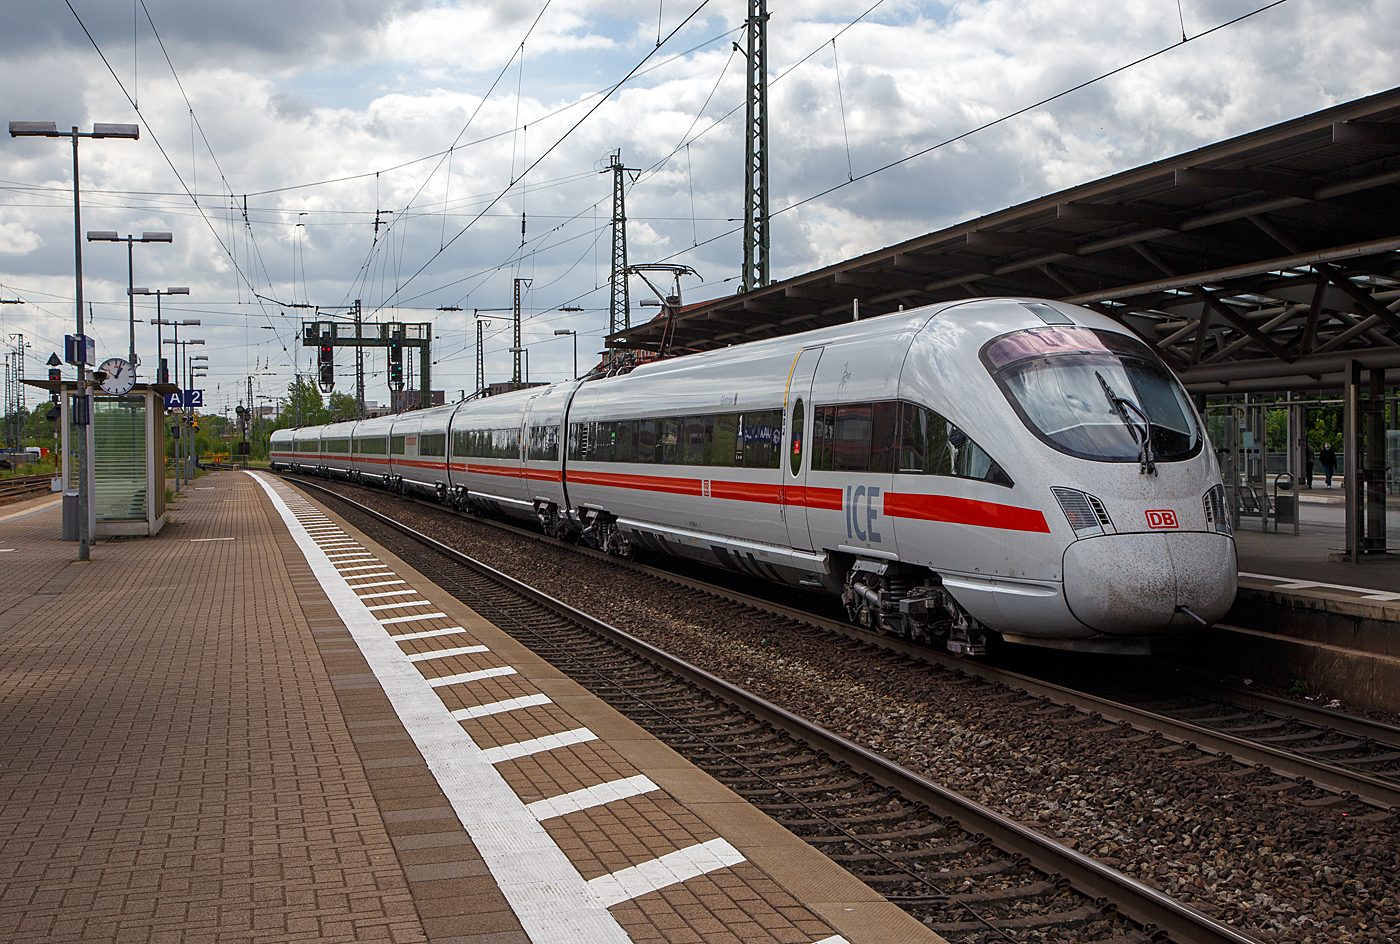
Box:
[185,389,204,407]
[164,392,183,409]
[65,334,95,366]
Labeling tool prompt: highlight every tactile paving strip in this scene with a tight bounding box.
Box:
[252,473,853,944]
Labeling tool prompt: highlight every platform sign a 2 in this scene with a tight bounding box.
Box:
[163,392,184,409]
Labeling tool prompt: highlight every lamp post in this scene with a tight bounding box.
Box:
[553,329,578,380]
[146,308,194,385]
[163,335,203,489]
[189,355,208,477]
[509,346,529,385]
[10,119,140,561]
[87,230,172,378]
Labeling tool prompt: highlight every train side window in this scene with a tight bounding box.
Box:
[812,406,833,471]
[898,402,1014,487]
[742,410,782,469]
[660,418,679,464]
[680,416,704,465]
[419,433,446,457]
[712,413,738,468]
[870,401,898,473]
[567,423,584,461]
[637,419,657,463]
[528,425,558,462]
[611,421,628,462]
[391,435,405,455]
[831,403,872,472]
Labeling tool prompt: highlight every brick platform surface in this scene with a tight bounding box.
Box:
[0,471,941,944]
[0,474,426,943]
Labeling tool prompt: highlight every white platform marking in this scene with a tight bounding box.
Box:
[406,645,490,663]
[366,600,433,612]
[587,838,746,908]
[190,537,236,542]
[527,775,660,822]
[479,728,597,764]
[452,693,553,720]
[343,572,396,580]
[350,579,407,590]
[1240,571,1400,602]
[390,626,467,641]
[250,473,635,943]
[427,666,518,688]
[337,563,388,573]
[358,589,421,600]
[380,611,448,625]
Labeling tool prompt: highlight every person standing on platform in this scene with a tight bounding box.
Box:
[1320,442,1337,487]
[1303,440,1314,488]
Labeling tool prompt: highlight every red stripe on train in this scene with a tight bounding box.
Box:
[884,493,1050,533]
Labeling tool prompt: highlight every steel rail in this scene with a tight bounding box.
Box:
[1171,672,1400,743]
[285,473,1400,813]
[0,472,55,503]
[287,476,1262,944]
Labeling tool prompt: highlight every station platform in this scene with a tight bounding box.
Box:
[0,470,936,944]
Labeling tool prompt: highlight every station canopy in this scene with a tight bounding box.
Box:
[613,88,1400,394]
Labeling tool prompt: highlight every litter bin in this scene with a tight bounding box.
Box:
[1273,473,1296,532]
[61,490,79,541]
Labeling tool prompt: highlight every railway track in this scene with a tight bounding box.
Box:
[285,474,1262,944]
[0,473,54,505]
[285,473,1400,819]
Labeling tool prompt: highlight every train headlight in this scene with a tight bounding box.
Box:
[1051,486,1115,538]
[1203,484,1232,535]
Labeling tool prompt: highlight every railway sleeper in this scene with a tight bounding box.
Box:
[780,809,937,831]
[728,767,856,789]
[802,824,954,846]
[923,905,1108,934]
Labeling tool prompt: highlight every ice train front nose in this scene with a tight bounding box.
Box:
[1061,531,1237,634]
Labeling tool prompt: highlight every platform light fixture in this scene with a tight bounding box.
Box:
[554,329,578,380]
[89,230,174,380]
[10,119,140,562]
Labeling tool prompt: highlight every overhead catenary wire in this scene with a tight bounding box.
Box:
[367,0,716,318]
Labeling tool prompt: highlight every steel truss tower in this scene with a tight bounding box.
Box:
[604,151,638,353]
[513,278,530,384]
[741,0,770,293]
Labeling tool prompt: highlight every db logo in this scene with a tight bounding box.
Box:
[1145,509,1179,529]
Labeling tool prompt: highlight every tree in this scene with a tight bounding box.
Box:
[328,391,358,422]
[282,378,328,429]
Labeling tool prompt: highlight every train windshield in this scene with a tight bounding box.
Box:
[981,327,1201,463]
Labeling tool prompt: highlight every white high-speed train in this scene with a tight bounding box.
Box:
[271,297,1237,655]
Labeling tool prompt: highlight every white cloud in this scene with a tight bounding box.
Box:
[0,0,1395,405]
[0,223,42,255]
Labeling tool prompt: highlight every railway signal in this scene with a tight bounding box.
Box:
[318,330,334,392]
[388,334,403,390]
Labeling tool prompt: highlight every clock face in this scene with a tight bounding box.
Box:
[98,357,135,395]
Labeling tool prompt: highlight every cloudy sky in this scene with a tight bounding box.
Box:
[1,0,1396,416]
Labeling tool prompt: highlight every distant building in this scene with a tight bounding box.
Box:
[391,390,447,411]
[485,381,546,397]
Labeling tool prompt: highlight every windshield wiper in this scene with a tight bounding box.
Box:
[1096,371,1156,474]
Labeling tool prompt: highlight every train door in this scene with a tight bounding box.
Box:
[782,347,824,550]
